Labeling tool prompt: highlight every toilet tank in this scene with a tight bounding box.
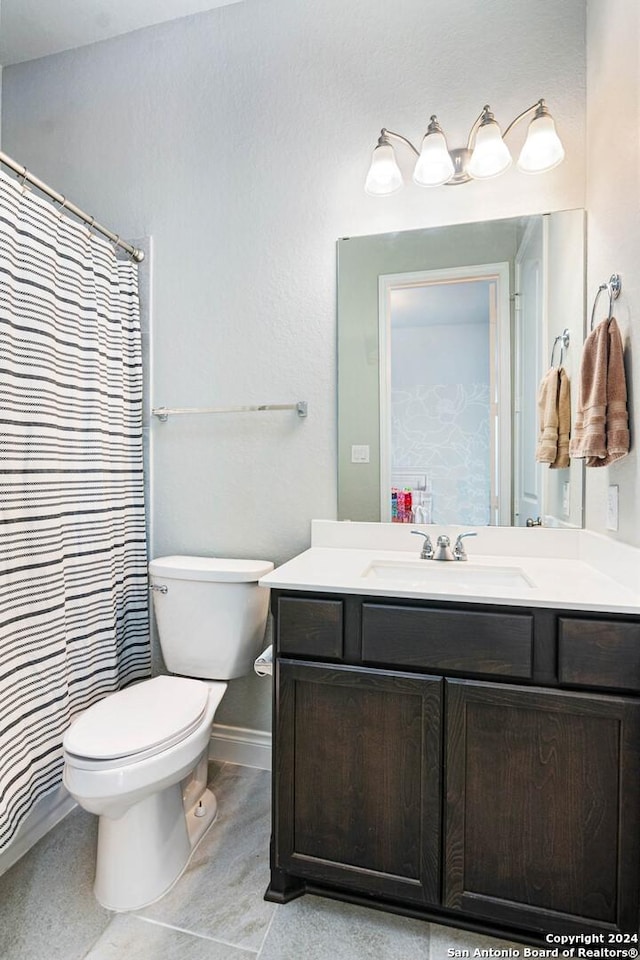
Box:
[149,556,274,680]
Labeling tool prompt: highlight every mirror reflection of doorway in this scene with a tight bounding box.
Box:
[379,264,511,525]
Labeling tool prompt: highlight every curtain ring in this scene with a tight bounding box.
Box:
[86,215,96,239]
[112,235,121,253]
[57,196,68,220]
[18,166,30,194]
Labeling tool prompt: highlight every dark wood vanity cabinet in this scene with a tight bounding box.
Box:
[268,594,640,943]
[275,661,442,905]
[444,679,640,935]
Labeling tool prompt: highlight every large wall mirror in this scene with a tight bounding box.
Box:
[337,210,586,527]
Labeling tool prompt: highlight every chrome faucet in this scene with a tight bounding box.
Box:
[412,530,477,560]
[453,531,477,561]
[432,532,478,561]
[433,535,455,561]
[411,530,434,559]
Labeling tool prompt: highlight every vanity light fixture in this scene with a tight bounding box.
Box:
[364,99,565,196]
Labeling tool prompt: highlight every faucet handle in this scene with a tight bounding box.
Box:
[454,531,477,561]
[411,530,434,559]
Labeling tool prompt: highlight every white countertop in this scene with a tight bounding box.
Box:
[260,523,640,614]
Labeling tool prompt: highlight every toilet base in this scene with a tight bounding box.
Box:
[185,786,218,852]
[94,785,218,911]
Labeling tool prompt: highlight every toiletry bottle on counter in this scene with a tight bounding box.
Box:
[392,487,416,522]
[414,480,433,524]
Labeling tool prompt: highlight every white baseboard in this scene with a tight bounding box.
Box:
[0,785,77,878]
[209,723,272,771]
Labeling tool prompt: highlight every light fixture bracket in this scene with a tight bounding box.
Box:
[445,148,472,185]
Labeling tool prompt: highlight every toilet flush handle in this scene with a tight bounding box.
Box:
[149,584,168,594]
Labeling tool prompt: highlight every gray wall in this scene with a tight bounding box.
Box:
[1,0,587,731]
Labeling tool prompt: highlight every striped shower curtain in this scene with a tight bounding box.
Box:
[0,169,150,853]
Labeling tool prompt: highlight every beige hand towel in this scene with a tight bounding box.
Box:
[570,317,629,466]
[569,319,610,461]
[550,367,571,469]
[536,367,560,464]
[586,317,629,467]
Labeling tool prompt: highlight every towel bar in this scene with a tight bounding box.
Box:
[152,401,308,422]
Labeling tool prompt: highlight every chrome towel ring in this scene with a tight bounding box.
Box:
[590,273,622,330]
[550,328,570,367]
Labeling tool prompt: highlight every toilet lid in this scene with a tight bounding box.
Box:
[63,676,210,761]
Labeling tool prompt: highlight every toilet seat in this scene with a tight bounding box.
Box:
[63,676,210,769]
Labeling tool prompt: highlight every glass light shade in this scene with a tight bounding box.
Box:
[364,143,403,196]
[468,120,512,179]
[413,131,455,186]
[517,113,565,173]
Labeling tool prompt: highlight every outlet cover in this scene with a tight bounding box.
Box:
[351,444,370,464]
[607,485,619,531]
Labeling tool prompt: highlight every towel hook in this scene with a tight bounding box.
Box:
[18,165,31,195]
[590,273,621,330]
[550,328,570,368]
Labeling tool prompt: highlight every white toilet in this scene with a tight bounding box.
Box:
[62,555,274,912]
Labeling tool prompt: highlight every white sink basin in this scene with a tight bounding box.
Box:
[363,559,536,590]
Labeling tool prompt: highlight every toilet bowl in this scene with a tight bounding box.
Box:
[62,555,273,911]
[63,675,225,910]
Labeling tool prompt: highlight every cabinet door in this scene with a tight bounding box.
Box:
[275,660,442,905]
[444,679,640,935]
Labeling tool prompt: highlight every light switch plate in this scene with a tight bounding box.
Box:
[607,484,619,531]
[351,444,370,463]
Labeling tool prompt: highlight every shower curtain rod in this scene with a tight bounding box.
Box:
[0,149,144,263]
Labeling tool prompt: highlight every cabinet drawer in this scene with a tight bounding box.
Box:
[362,604,533,678]
[277,597,343,659]
[558,618,640,692]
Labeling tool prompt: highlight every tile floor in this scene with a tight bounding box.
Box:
[0,762,527,960]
